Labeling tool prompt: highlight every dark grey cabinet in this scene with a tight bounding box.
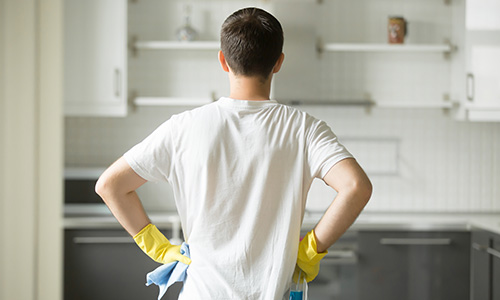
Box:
[471,229,500,300]
[64,229,182,300]
[358,231,470,300]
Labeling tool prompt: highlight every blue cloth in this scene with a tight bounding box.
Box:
[145,242,190,300]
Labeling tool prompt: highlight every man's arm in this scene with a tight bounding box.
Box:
[314,157,372,252]
[96,157,191,265]
[95,156,150,236]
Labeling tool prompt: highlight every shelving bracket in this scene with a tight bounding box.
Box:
[129,35,139,57]
[129,90,138,113]
[316,37,324,58]
[443,39,456,59]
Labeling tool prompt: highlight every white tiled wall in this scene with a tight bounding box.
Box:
[65,0,500,213]
[65,106,500,213]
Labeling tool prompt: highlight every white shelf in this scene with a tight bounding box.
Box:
[134,40,220,51]
[322,43,453,53]
[376,101,454,108]
[133,97,453,109]
[464,103,500,110]
[134,97,214,106]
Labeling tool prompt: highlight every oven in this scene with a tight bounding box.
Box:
[305,230,359,300]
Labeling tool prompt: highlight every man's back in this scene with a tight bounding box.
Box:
[124,97,352,299]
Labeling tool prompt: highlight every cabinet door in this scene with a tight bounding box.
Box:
[493,233,500,300]
[471,230,491,300]
[358,231,470,300]
[64,229,182,300]
[464,0,500,121]
[64,0,127,117]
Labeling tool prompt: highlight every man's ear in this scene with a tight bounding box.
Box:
[218,51,230,73]
[272,53,285,74]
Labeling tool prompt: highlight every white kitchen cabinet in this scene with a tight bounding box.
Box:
[452,0,500,121]
[64,0,127,117]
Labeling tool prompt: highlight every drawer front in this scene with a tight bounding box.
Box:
[358,231,470,300]
[64,229,182,300]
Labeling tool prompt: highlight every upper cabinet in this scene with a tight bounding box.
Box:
[273,0,454,108]
[452,0,500,121]
[64,0,127,117]
[61,0,499,121]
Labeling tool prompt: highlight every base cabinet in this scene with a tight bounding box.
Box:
[358,231,470,300]
[64,229,181,300]
[471,229,500,300]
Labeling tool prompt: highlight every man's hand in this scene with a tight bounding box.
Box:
[134,223,191,265]
[294,230,327,282]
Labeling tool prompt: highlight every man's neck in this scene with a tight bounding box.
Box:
[228,73,272,101]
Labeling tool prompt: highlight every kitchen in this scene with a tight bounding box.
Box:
[1,0,500,299]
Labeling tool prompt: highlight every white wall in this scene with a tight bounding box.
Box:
[65,105,500,213]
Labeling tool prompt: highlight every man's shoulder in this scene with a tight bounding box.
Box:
[169,101,219,121]
[273,103,323,126]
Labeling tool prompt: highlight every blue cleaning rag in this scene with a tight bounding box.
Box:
[145,242,190,300]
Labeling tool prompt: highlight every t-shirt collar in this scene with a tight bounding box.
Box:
[217,97,278,109]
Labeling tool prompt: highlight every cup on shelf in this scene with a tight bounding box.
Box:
[388,16,407,44]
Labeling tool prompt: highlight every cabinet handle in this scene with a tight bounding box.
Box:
[73,237,134,244]
[472,242,488,251]
[322,250,357,265]
[380,238,452,246]
[466,73,475,102]
[114,68,121,98]
[472,243,500,259]
[486,247,500,259]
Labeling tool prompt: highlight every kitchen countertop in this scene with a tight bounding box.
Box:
[64,208,500,235]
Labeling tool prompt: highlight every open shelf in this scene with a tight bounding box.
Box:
[134,97,214,106]
[321,43,454,53]
[375,101,454,108]
[134,40,220,51]
[133,97,453,109]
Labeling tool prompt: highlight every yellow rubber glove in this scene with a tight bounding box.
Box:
[293,230,327,282]
[133,223,191,265]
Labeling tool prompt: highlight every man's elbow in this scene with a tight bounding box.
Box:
[350,177,372,205]
[361,179,373,203]
[95,175,113,202]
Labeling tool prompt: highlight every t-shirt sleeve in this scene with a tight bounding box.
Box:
[306,117,353,179]
[123,120,174,183]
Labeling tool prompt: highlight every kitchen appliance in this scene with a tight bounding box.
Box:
[306,230,359,299]
[64,167,108,215]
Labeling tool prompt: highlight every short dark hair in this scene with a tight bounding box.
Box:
[220,7,284,79]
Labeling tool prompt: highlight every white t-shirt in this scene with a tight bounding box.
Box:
[124,97,352,300]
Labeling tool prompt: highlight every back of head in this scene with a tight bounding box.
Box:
[220,7,284,80]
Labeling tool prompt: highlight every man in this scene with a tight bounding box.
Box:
[96,7,371,299]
